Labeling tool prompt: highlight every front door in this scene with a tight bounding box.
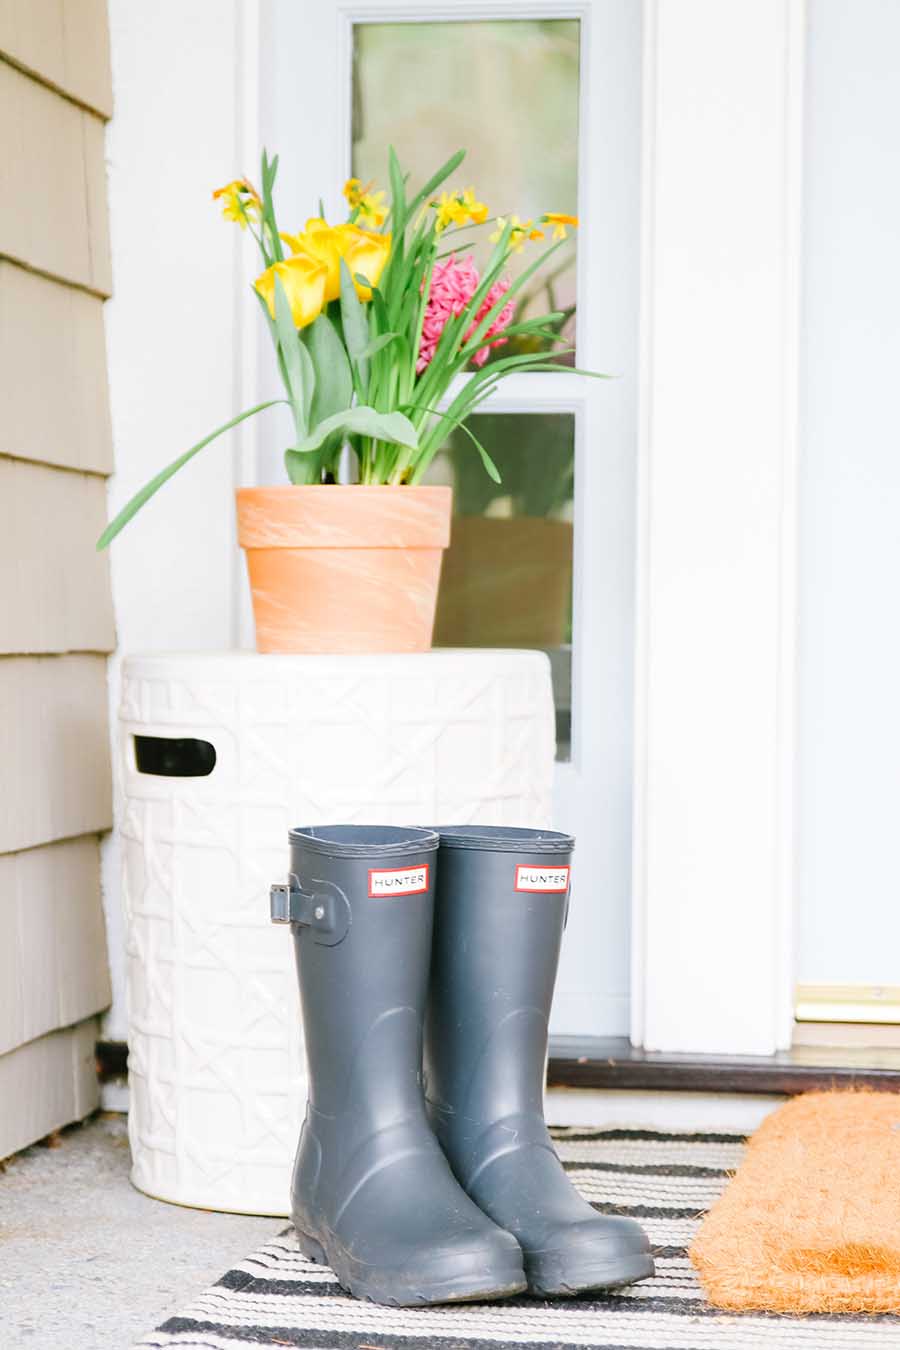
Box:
[259,0,642,1039]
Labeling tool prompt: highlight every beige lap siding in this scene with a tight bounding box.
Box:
[0,656,112,854]
[0,11,115,1158]
[0,62,111,294]
[0,461,114,654]
[0,838,111,1059]
[0,1021,102,1161]
[0,0,112,117]
[0,263,113,474]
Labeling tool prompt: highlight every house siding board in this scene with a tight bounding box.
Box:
[0,654,112,855]
[0,458,116,654]
[0,62,110,294]
[0,3,113,1156]
[0,1018,101,1162]
[0,0,112,117]
[0,836,111,1057]
[0,261,113,474]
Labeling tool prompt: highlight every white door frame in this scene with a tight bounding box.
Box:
[631,0,806,1056]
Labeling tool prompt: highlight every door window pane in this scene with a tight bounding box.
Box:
[352,20,580,354]
[425,413,575,761]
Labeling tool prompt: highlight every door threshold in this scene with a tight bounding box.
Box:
[548,1036,900,1094]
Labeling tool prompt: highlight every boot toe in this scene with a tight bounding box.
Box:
[408,1224,526,1303]
[338,1224,526,1306]
[525,1216,654,1296]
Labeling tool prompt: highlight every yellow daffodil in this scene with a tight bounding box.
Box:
[343,177,388,229]
[212,179,261,229]
[281,219,391,302]
[430,187,490,233]
[432,192,459,232]
[541,212,580,241]
[254,254,328,329]
[489,215,545,253]
[455,187,489,225]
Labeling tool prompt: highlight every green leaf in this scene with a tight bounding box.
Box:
[284,448,320,484]
[290,406,419,457]
[407,148,466,216]
[369,285,390,333]
[339,258,370,394]
[260,148,283,263]
[359,331,403,360]
[457,238,568,360]
[274,274,314,437]
[388,145,407,238]
[399,405,502,485]
[304,313,353,427]
[96,400,285,549]
[454,420,502,483]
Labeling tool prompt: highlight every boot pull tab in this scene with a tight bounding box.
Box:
[270,875,351,946]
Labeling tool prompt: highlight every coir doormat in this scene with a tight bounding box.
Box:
[135,1123,900,1350]
[692,1090,900,1315]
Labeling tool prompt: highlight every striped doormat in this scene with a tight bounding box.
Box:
[135,1126,900,1350]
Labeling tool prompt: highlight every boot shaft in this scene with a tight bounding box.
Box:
[280,825,438,1121]
[425,826,574,1120]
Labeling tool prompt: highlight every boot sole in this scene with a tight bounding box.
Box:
[295,1226,527,1307]
[527,1249,655,1297]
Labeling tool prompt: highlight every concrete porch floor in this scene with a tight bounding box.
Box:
[0,1113,281,1348]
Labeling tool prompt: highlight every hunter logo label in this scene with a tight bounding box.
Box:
[515,864,571,894]
[368,864,430,898]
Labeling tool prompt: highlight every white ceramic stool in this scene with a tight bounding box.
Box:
[118,650,555,1214]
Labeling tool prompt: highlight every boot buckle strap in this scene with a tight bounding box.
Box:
[270,876,350,944]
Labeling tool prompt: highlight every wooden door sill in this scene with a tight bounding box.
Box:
[548,1036,900,1094]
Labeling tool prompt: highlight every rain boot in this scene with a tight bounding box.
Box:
[270,824,526,1307]
[424,825,654,1297]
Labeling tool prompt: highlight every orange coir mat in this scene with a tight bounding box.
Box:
[691,1089,900,1314]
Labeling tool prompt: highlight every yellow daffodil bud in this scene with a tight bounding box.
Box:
[254,254,328,329]
[212,179,261,229]
[343,177,388,229]
[489,215,543,253]
[458,187,488,224]
[431,187,490,233]
[541,212,579,241]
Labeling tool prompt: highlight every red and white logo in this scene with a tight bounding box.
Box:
[368,864,430,898]
[514,864,570,894]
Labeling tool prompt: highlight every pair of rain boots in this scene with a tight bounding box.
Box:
[270,824,653,1307]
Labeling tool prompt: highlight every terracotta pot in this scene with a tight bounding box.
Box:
[433,515,573,648]
[235,485,452,654]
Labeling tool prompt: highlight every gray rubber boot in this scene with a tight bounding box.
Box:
[424,826,654,1297]
[270,825,526,1307]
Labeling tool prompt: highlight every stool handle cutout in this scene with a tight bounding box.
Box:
[134,735,217,777]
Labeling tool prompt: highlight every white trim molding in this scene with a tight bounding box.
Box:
[632,0,805,1055]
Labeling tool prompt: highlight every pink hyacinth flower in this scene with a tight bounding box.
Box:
[417,255,514,374]
[417,254,479,373]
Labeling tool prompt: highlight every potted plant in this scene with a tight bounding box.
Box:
[98,148,594,653]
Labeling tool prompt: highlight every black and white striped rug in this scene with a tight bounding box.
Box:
[135,1126,900,1350]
